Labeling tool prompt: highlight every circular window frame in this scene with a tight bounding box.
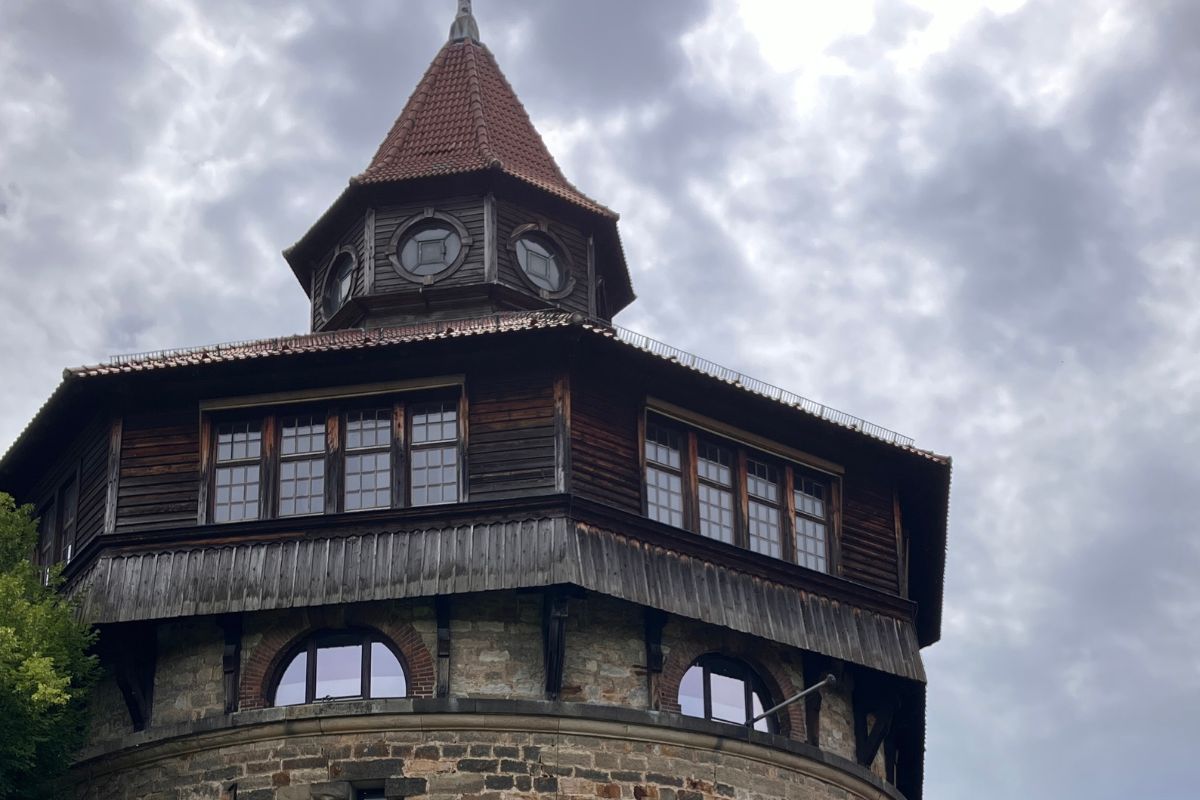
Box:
[388,209,473,286]
[508,222,576,300]
[322,247,358,321]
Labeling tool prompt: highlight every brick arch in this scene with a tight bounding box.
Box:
[658,628,804,740]
[240,606,435,710]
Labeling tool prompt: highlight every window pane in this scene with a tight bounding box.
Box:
[346,409,390,450]
[345,452,391,511]
[795,477,826,518]
[411,446,458,506]
[274,651,307,707]
[214,464,260,522]
[216,421,262,462]
[697,442,732,485]
[796,517,828,572]
[698,483,734,544]
[281,416,326,457]
[746,459,778,502]
[751,690,769,732]
[748,500,781,559]
[280,457,326,517]
[315,644,363,700]
[370,642,407,698]
[412,402,458,444]
[646,466,683,527]
[645,422,681,469]
[679,665,705,719]
[710,672,748,724]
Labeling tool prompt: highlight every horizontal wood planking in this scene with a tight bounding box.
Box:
[372,198,485,295]
[569,368,642,512]
[72,517,924,682]
[467,373,557,498]
[115,412,200,533]
[840,472,900,594]
[495,199,591,316]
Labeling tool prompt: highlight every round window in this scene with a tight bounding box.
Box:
[515,234,565,292]
[399,222,463,278]
[323,252,355,319]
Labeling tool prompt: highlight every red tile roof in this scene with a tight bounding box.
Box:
[354,40,615,219]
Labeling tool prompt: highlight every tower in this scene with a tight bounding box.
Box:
[0,5,951,799]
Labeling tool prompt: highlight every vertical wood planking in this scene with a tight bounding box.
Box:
[364,209,376,294]
[104,417,123,534]
[483,193,497,282]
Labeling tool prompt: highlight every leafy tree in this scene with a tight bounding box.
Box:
[0,492,97,798]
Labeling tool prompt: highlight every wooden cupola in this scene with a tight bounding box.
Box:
[284,0,634,332]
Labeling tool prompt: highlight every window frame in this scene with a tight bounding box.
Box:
[35,466,81,572]
[679,654,778,733]
[202,390,465,525]
[270,629,410,707]
[641,410,840,575]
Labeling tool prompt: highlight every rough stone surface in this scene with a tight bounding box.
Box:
[153,618,225,725]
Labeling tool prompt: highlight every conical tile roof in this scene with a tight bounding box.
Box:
[354,38,615,219]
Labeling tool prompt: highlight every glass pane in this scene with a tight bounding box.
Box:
[698,483,734,544]
[315,644,363,700]
[646,466,683,527]
[697,442,732,485]
[746,459,778,502]
[401,223,462,276]
[679,665,705,719]
[795,477,826,518]
[214,464,260,523]
[216,421,262,462]
[345,452,391,511]
[516,236,562,291]
[324,253,355,316]
[280,456,326,517]
[751,691,769,732]
[346,409,390,450]
[370,642,407,698]
[645,422,681,469]
[710,672,748,724]
[748,500,781,559]
[411,446,458,506]
[411,402,458,444]
[274,651,307,707]
[281,416,326,457]
[796,517,828,572]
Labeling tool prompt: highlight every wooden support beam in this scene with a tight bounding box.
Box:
[644,608,667,709]
[219,614,242,713]
[543,590,569,700]
[110,623,156,731]
[855,688,898,769]
[435,596,452,698]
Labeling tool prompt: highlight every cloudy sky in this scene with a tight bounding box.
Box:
[2,0,1198,796]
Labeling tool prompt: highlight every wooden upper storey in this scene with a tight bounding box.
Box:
[0,316,950,650]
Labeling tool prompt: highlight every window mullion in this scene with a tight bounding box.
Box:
[702,664,713,720]
[783,466,798,565]
[362,635,373,700]
[326,409,343,514]
[261,414,278,520]
[682,431,699,533]
[392,402,406,509]
[305,641,317,704]
[734,448,750,550]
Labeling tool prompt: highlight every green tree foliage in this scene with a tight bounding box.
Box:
[0,493,97,798]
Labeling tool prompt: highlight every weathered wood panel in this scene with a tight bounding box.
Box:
[372,198,485,295]
[840,471,900,594]
[569,368,641,512]
[75,418,110,553]
[115,411,200,532]
[312,215,369,330]
[71,517,924,681]
[495,199,591,316]
[467,372,557,498]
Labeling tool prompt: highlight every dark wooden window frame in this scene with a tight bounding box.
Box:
[641,410,842,575]
[201,389,465,525]
[35,466,82,571]
[322,246,359,321]
[680,654,778,733]
[507,221,577,300]
[388,208,474,287]
[269,629,410,706]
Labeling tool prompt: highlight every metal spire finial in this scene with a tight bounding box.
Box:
[449,0,480,43]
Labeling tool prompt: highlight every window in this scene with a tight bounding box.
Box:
[323,251,356,319]
[273,631,407,706]
[642,413,837,573]
[678,655,775,733]
[356,791,386,800]
[206,394,461,524]
[515,234,564,292]
[398,222,463,277]
[36,474,80,572]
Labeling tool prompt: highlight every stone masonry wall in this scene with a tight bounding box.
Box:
[74,724,889,800]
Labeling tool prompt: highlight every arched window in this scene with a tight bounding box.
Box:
[678,655,775,733]
[272,630,407,706]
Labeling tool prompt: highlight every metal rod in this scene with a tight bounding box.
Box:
[746,674,836,728]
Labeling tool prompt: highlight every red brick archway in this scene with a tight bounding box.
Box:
[240,606,435,710]
[659,627,804,740]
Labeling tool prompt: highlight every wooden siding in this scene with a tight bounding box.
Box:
[75,419,110,554]
[312,215,369,330]
[569,368,642,512]
[72,517,924,682]
[840,471,900,594]
[115,411,200,532]
[495,199,591,316]
[372,198,485,295]
[467,372,557,499]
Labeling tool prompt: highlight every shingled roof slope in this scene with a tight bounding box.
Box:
[354,39,614,219]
